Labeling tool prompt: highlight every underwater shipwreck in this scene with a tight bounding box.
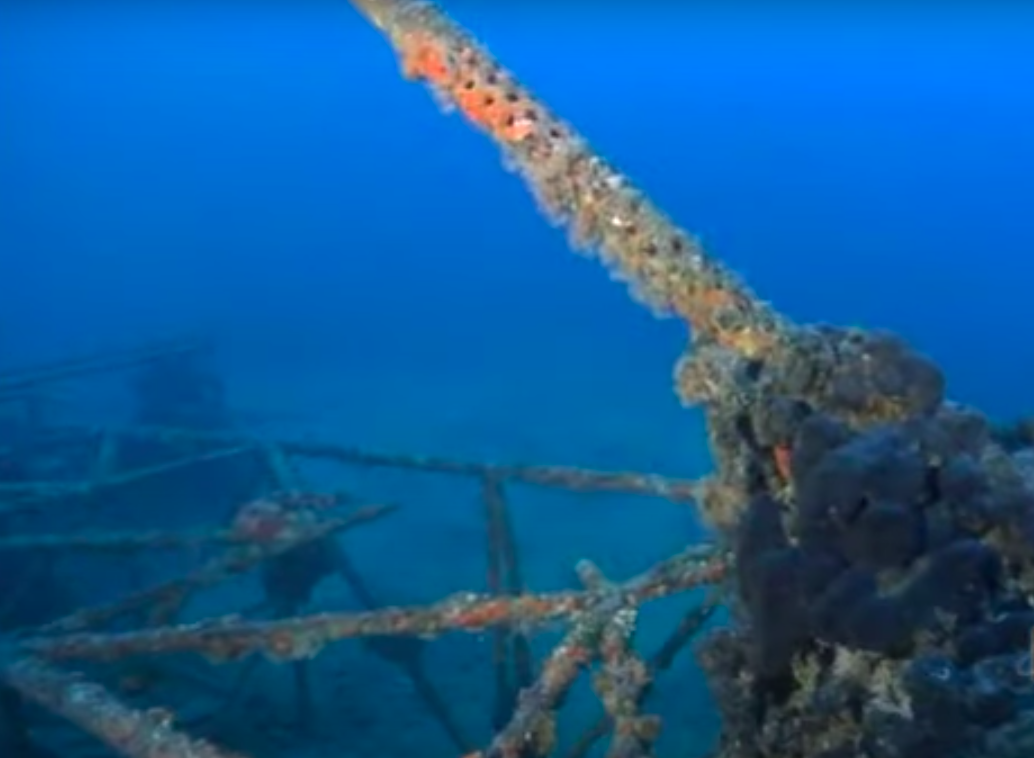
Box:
[3,1,1033,757]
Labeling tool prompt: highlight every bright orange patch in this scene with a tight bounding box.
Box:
[401,35,452,85]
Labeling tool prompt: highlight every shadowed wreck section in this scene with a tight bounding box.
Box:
[343,2,1034,757]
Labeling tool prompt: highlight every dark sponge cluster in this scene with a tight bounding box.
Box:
[702,385,1034,757]
[736,415,1021,674]
[770,327,946,425]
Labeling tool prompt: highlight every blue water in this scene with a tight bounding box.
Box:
[1,4,1033,757]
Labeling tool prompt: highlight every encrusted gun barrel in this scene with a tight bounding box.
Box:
[347,0,792,361]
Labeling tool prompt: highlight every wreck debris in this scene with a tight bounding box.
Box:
[1,652,244,758]
[28,503,395,638]
[579,562,658,758]
[481,564,611,758]
[3,531,721,758]
[483,473,533,731]
[1,381,721,758]
[567,592,720,758]
[108,425,704,502]
[19,547,724,664]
